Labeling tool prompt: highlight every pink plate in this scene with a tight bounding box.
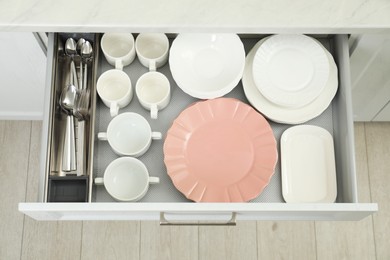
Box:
[163,98,278,202]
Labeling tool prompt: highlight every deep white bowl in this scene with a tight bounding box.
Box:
[169,34,245,99]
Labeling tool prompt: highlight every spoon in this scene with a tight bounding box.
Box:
[60,84,78,172]
[65,38,79,89]
[76,38,86,54]
[81,41,93,90]
[76,38,86,89]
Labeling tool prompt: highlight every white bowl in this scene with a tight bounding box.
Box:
[169,34,245,99]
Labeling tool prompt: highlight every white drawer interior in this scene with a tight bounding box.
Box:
[18,33,378,221]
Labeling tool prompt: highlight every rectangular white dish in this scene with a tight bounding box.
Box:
[19,33,377,223]
[281,125,337,203]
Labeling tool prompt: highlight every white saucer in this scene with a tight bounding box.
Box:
[242,37,338,124]
[252,35,330,108]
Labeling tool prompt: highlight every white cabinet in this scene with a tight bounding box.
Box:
[350,34,390,121]
[0,32,46,120]
[18,33,377,223]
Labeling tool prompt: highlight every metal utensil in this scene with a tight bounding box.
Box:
[65,38,79,89]
[75,89,90,176]
[76,41,93,176]
[76,38,86,53]
[60,84,78,172]
[81,41,93,90]
[77,38,86,89]
[74,89,90,120]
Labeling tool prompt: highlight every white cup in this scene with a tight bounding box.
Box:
[97,112,162,157]
[97,69,133,117]
[135,33,169,71]
[101,33,136,70]
[95,157,159,202]
[136,71,171,119]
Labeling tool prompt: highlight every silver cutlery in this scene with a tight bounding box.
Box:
[65,38,79,89]
[60,84,78,172]
[77,38,86,89]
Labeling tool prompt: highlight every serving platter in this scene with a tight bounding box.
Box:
[280,125,337,203]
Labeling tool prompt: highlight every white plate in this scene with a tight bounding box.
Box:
[252,35,330,108]
[242,37,338,124]
[169,34,245,99]
[280,125,337,203]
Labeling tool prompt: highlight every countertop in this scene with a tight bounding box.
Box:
[1,0,390,33]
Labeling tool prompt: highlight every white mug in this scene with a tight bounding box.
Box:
[95,157,159,202]
[101,33,136,70]
[98,112,162,157]
[97,69,133,117]
[135,33,169,71]
[136,71,171,119]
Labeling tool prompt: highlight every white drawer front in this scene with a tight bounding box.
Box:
[19,203,377,222]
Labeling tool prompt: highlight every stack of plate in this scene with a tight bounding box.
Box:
[243,35,338,124]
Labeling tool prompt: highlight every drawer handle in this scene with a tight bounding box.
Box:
[159,212,237,226]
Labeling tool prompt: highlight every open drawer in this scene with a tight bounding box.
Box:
[19,33,377,223]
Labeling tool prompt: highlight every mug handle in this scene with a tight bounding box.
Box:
[149,176,160,184]
[110,102,119,117]
[115,59,123,70]
[150,104,158,119]
[95,177,104,185]
[97,132,108,141]
[149,60,157,72]
[151,131,162,140]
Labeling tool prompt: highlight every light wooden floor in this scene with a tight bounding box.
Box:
[0,121,389,260]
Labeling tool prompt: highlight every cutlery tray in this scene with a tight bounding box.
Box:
[42,33,100,202]
[92,35,336,203]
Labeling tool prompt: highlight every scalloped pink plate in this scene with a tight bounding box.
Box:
[163,98,278,202]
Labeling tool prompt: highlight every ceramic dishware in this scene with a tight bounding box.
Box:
[252,34,330,108]
[95,157,159,201]
[242,37,338,124]
[164,98,278,202]
[101,33,136,70]
[136,71,171,119]
[135,33,169,71]
[98,112,162,157]
[97,69,133,117]
[169,33,245,99]
[280,125,337,203]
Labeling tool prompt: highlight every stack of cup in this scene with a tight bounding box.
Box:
[95,112,162,202]
[98,33,135,117]
[135,33,171,119]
